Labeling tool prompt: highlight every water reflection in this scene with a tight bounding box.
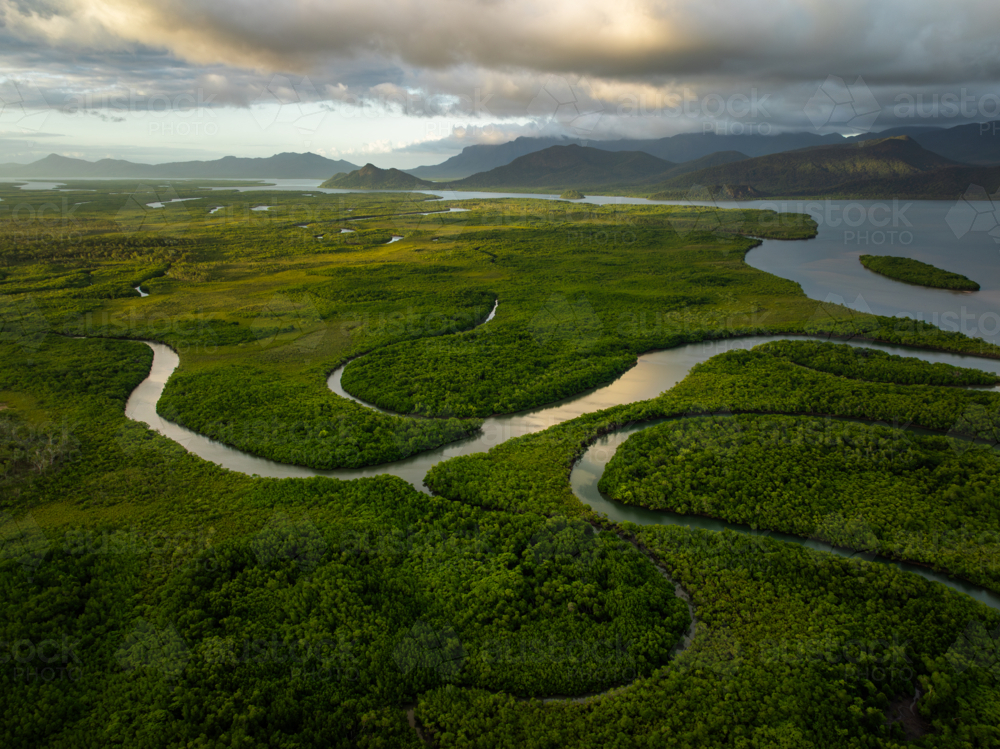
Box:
[744,200,1000,347]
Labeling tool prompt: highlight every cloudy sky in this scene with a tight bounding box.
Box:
[2,0,1000,168]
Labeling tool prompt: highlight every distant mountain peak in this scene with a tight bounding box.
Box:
[0,151,361,178]
[321,163,433,189]
[39,153,82,162]
[442,144,684,190]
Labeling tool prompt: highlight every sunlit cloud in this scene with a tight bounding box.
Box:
[1,0,1000,165]
[4,0,1000,82]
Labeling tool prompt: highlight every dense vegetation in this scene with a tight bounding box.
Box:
[860,255,981,291]
[438,343,1000,487]
[0,183,497,467]
[426,340,1000,588]
[6,180,997,466]
[0,485,692,747]
[0,334,689,747]
[559,190,585,199]
[339,216,1000,419]
[600,414,1000,587]
[156,363,483,469]
[416,526,1000,747]
[753,340,999,386]
[348,303,1000,420]
[5,183,1000,746]
[5,332,1000,747]
[0,409,78,494]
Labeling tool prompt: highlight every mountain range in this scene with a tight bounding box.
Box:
[0,152,359,179]
[404,133,845,180]
[441,146,747,190]
[404,121,1000,180]
[644,136,979,199]
[322,136,1000,200]
[7,119,1000,200]
[319,148,751,193]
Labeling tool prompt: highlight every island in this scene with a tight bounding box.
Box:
[859,254,980,291]
[559,189,585,199]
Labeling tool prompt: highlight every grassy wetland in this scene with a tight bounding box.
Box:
[3,181,1000,747]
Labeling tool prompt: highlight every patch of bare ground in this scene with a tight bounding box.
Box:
[885,690,933,740]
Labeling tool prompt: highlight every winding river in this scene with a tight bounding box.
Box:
[118,192,1000,611]
[123,327,1000,609]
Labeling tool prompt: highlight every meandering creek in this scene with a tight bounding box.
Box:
[118,193,1000,609]
[122,327,1000,609]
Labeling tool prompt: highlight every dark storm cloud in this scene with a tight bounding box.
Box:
[2,0,1000,151]
[3,0,1000,84]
